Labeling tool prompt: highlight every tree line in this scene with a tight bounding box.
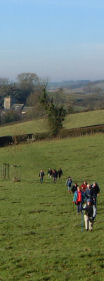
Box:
[0,73,68,136]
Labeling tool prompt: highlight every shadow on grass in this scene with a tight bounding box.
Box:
[11,201,21,204]
[29,209,48,214]
[0,197,8,201]
[24,231,37,236]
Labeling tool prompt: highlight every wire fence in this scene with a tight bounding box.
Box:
[0,163,21,182]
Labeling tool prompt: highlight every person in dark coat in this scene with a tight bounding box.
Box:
[82,199,96,231]
[39,169,45,183]
[47,168,52,178]
[52,169,58,183]
[71,183,78,194]
[85,184,92,201]
[90,182,100,206]
[58,168,63,179]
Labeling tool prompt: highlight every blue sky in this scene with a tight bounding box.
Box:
[0,0,104,81]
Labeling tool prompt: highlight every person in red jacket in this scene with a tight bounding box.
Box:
[81,181,87,192]
[73,186,84,213]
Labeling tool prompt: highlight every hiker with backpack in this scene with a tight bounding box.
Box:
[47,168,52,178]
[66,176,72,193]
[85,183,92,201]
[58,168,63,179]
[82,198,96,231]
[71,183,78,194]
[39,169,45,183]
[90,182,100,207]
[52,169,58,183]
[73,185,85,213]
[81,181,87,192]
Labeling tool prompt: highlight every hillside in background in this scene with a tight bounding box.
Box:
[48,80,104,112]
[0,76,104,126]
[48,80,91,90]
[0,109,104,137]
[48,80,104,91]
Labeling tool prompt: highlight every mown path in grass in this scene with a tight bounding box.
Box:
[0,134,104,280]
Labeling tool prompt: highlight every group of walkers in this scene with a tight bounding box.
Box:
[66,178,100,231]
[39,168,63,183]
[48,168,63,182]
[39,170,100,232]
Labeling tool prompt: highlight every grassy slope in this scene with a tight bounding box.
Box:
[0,109,104,137]
[0,134,104,281]
[65,109,104,129]
[0,118,49,137]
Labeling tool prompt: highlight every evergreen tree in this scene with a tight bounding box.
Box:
[40,87,66,136]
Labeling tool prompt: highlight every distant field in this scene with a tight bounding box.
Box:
[0,109,104,137]
[64,109,104,129]
[0,134,103,280]
[0,118,49,136]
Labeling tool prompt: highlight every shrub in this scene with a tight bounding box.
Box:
[1,110,21,124]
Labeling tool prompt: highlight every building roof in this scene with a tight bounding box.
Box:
[12,104,24,111]
[22,106,33,114]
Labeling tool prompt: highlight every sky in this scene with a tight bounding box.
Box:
[0,0,104,81]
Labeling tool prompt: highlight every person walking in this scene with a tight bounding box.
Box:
[82,199,96,231]
[85,184,92,201]
[73,186,85,213]
[90,182,100,207]
[52,169,58,183]
[39,169,45,183]
[81,181,87,192]
[58,168,63,179]
[47,168,52,178]
[66,176,72,193]
[71,183,78,194]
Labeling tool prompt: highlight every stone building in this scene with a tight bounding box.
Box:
[4,96,11,110]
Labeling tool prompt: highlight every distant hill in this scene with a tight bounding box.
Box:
[87,80,104,91]
[48,80,104,92]
[48,80,104,112]
[48,80,91,90]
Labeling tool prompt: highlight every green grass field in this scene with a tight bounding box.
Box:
[0,109,104,137]
[0,133,104,281]
[65,109,104,129]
